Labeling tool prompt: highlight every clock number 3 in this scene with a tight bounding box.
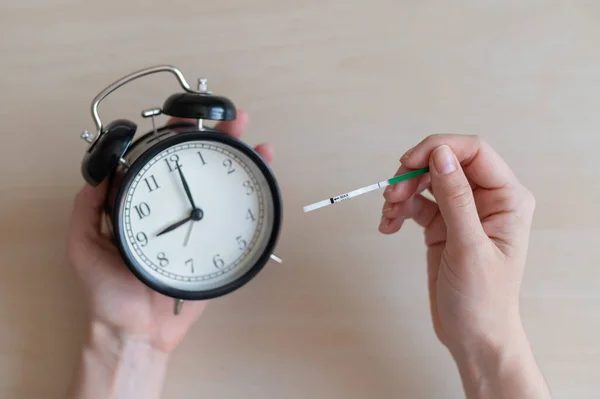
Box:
[243,180,254,195]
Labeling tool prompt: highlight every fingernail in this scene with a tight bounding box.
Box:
[432,145,457,175]
[400,147,415,161]
[382,204,392,214]
[385,180,406,195]
[380,215,389,229]
[384,185,394,194]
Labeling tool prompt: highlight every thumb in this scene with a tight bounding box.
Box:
[70,180,109,240]
[429,145,485,247]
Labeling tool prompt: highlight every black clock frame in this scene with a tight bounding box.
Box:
[110,124,283,300]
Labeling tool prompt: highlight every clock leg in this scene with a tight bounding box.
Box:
[174,299,184,315]
[270,254,282,264]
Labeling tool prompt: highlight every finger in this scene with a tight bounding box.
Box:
[213,109,249,139]
[69,180,109,239]
[400,134,518,189]
[383,163,423,203]
[426,246,446,343]
[381,200,402,219]
[384,172,431,204]
[410,194,439,229]
[428,145,486,247]
[379,214,405,234]
[423,210,446,247]
[382,177,431,219]
[381,198,393,215]
[254,143,273,164]
[380,193,441,237]
[473,184,535,257]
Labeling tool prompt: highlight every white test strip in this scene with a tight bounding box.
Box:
[303,180,389,212]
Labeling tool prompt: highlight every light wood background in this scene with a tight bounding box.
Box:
[1,1,599,398]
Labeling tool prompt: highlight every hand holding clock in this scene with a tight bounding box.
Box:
[65,110,274,398]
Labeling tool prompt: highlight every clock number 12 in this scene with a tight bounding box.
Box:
[164,154,181,172]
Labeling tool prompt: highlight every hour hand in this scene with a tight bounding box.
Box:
[156,216,192,237]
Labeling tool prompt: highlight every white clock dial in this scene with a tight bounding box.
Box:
[117,139,275,293]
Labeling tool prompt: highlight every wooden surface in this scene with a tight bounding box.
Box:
[1,1,599,398]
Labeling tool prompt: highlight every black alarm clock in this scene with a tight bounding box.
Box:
[79,65,282,314]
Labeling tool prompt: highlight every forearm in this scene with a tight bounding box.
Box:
[66,321,170,399]
[452,326,551,399]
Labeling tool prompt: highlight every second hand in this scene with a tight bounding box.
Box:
[183,221,194,247]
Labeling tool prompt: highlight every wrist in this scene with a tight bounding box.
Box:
[86,319,171,366]
[451,324,551,399]
[66,320,170,399]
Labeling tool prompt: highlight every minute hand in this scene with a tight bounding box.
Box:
[177,165,197,209]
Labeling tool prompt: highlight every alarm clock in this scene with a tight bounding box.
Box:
[78,65,282,314]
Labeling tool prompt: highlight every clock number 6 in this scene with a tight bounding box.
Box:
[213,254,225,268]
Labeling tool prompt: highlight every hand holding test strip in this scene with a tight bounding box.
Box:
[303,166,430,212]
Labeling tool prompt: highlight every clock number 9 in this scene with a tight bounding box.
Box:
[213,254,225,268]
[243,180,254,195]
[157,252,169,267]
[135,232,148,247]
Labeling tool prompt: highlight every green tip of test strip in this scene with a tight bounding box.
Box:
[387,166,430,185]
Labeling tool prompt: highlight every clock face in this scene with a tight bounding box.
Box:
[115,136,278,298]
